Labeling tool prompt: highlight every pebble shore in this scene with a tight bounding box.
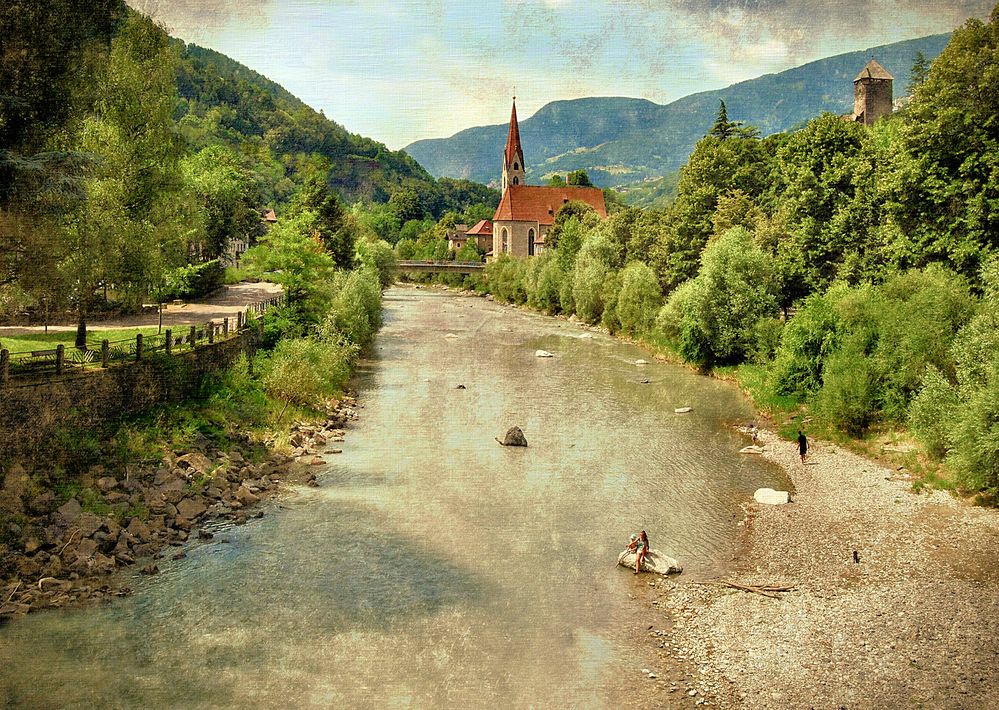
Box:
[640,429,999,708]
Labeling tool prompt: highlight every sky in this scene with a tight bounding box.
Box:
[129,0,995,149]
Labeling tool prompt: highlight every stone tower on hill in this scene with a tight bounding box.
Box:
[501,98,526,191]
[852,59,894,126]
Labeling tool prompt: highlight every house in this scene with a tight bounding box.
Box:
[491,99,607,258]
[465,220,493,254]
[445,223,470,251]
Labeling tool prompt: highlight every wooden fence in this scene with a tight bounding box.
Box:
[0,294,284,385]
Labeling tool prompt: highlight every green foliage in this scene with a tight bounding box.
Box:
[485,254,528,305]
[659,228,777,366]
[525,251,565,314]
[320,267,383,347]
[263,337,357,406]
[814,343,879,435]
[572,232,618,324]
[908,365,959,459]
[616,262,662,336]
[356,238,397,288]
[162,259,226,301]
[769,291,844,397]
[566,169,594,187]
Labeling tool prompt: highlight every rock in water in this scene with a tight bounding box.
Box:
[617,549,682,575]
[497,427,528,447]
[754,488,791,505]
[535,350,554,358]
[739,445,765,455]
[674,407,693,414]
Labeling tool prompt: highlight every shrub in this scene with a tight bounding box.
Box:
[485,254,528,304]
[600,270,623,334]
[162,259,225,301]
[769,291,843,396]
[662,228,776,366]
[814,341,879,435]
[616,261,662,336]
[525,251,563,314]
[356,238,397,288]
[264,337,358,407]
[320,267,383,347]
[572,232,618,324]
[908,365,959,460]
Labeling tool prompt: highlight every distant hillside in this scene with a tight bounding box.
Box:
[404,34,951,194]
[175,43,435,204]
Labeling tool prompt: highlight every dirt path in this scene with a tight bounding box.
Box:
[643,430,999,708]
[0,282,283,335]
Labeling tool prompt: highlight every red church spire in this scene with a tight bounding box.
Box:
[504,98,524,167]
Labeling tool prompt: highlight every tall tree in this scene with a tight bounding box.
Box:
[907,51,930,95]
[297,174,358,270]
[709,100,733,139]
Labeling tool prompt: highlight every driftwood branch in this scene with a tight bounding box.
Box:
[58,528,80,556]
[5,581,21,604]
[693,580,796,599]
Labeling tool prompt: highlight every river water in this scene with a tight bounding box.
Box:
[0,287,787,708]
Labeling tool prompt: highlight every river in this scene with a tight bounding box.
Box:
[0,286,787,708]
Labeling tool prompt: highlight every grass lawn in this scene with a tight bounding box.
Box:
[0,327,163,355]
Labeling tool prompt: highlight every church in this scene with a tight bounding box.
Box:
[491,100,607,258]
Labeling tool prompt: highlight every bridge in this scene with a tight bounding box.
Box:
[397,260,485,275]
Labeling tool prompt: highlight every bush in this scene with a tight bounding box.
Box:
[600,270,623,333]
[908,365,959,460]
[356,238,397,288]
[814,342,879,435]
[485,254,527,304]
[162,259,225,301]
[321,267,383,347]
[616,261,662,336]
[660,228,776,366]
[264,337,358,407]
[769,291,843,396]
[525,251,564,314]
[572,232,618,324]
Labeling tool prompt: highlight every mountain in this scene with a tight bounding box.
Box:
[404,34,951,195]
[175,43,436,205]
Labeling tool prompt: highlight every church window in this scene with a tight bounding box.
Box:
[513,177,519,185]
[528,228,535,256]
[501,228,509,253]
[514,162,519,170]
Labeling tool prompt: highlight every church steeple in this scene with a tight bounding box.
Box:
[502,98,526,191]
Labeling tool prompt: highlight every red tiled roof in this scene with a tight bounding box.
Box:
[504,100,524,168]
[492,185,608,226]
[466,219,493,236]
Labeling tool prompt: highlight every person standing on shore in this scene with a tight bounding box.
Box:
[798,430,808,464]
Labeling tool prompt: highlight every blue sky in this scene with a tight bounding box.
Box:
[130,0,994,149]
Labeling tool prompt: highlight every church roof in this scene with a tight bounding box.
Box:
[504,99,525,167]
[493,185,608,226]
[855,59,894,82]
[467,219,493,236]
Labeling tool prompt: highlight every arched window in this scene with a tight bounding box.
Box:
[501,228,509,253]
[513,177,519,185]
[528,228,535,256]
[513,162,519,170]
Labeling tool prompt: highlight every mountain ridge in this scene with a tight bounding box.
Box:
[404,33,951,192]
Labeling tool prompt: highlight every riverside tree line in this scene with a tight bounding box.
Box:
[406,8,999,498]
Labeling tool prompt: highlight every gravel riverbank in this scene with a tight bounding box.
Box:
[643,429,999,708]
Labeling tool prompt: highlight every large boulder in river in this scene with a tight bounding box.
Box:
[497,427,528,447]
[617,549,682,575]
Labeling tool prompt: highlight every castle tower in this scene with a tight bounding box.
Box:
[853,59,894,126]
[501,98,526,191]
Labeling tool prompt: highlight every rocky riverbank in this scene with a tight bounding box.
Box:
[0,395,359,623]
[640,429,999,708]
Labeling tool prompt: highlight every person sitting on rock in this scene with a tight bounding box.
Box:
[628,531,650,574]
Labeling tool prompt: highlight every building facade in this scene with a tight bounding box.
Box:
[850,59,894,126]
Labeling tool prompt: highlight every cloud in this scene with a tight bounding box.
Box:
[127,0,274,37]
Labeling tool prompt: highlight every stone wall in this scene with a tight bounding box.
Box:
[0,329,259,463]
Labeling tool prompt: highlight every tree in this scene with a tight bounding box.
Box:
[709,100,733,139]
[547,174,566,186]
[566,169,594,187]
[60,13,189,347]
[907,51,930,95]
[296,174,357,270]
[182,145,260,260]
